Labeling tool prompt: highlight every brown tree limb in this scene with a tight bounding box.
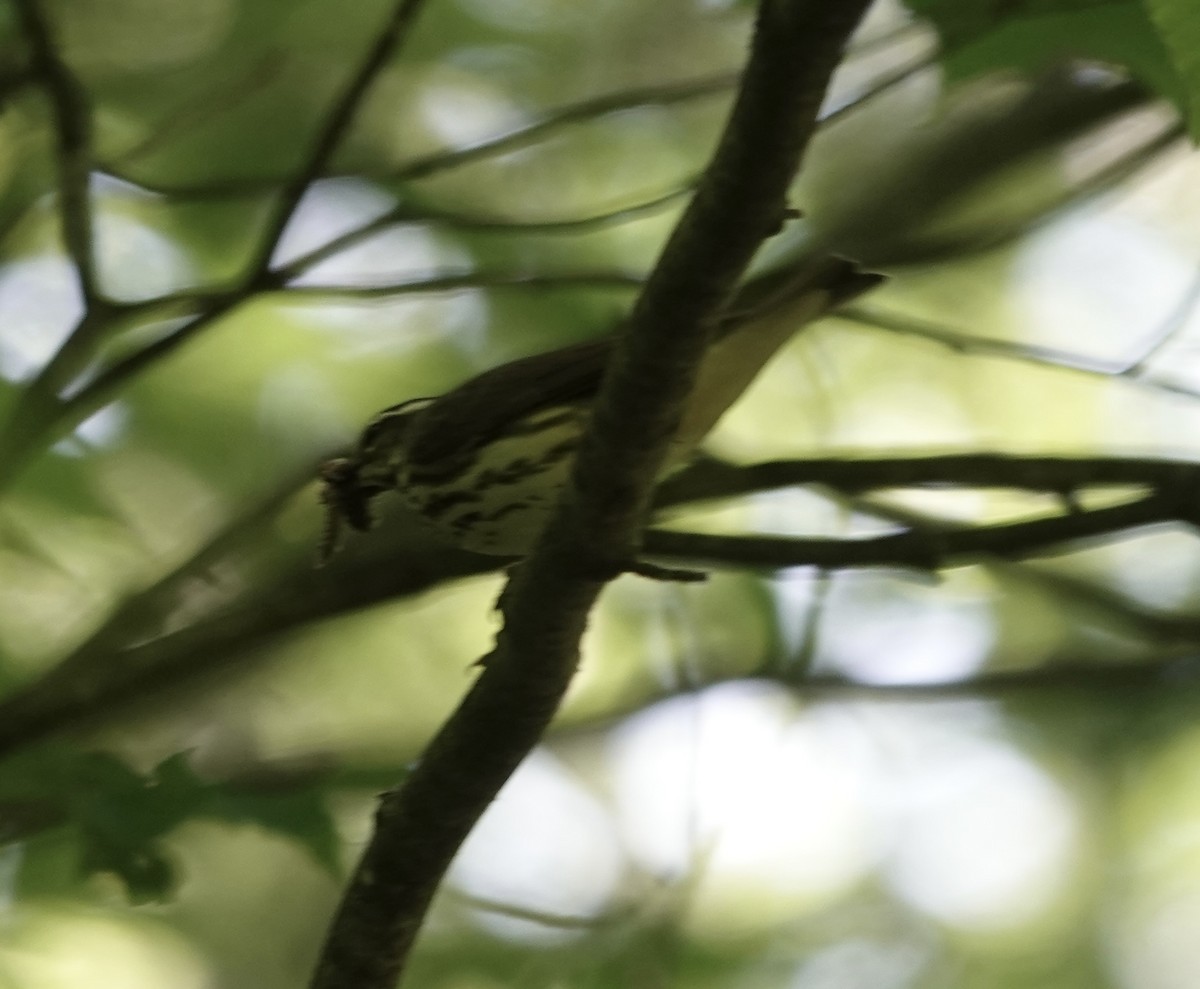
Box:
[306,2,875,986]
[645,492,1186,570]
[12,0,96,302]
[654,452,1199,507]
[2,449,1199,762]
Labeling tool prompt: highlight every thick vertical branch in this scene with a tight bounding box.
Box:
[13,0,97,302]
[1,0,99,484]
[306,2,874,988]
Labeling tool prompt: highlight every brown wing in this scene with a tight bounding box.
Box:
[407,256,883,468]
[406,336,613,467]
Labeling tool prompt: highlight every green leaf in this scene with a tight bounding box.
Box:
[1142,0,1200,137]
[0,746,338,901]
[155,752,342,876]
[908,0,1187,117]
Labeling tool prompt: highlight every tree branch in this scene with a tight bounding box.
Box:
[841,286,1200,403]
[654,452,1199,507]
[27,270,641,463]
[94,71,739,199]
[374,73,738,183]
[306,2,874,986]
[0,0,429,485]
[645,492,1184,571]
[246,0,430,279]
[1,0,106,466]
[274,183,695,279]
[3,449,1200,761]
[552,655,1200,743]
[13,0,96,302]
[278,270,645,298]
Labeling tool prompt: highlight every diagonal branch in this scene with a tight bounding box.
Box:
[275,182,695,279]
[247,0,430,280]
[96,43,927,201]
[94,72,739,199]
[387,73,738,183]
[30,269,642,462]
[0,0,427,483]
[840,302,1200,402]
[1123,263,1200,378]
[305,2,875,987]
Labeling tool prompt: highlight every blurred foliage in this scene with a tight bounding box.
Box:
[908,1,1187,112]
[0,0,1199,987]
[0,745,337,902]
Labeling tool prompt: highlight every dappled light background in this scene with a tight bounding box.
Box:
[0,0,1199,987]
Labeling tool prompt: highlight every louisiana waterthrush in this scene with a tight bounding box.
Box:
[319,255,881,561]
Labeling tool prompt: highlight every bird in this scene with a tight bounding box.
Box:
[318,254,882,562]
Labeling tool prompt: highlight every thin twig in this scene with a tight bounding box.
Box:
[1122,264,1200,378]
[277,54,931,283]
[820,51,934,124]
[0,1,104,463]
[276,183,694,280]
[789,655,1200,697]
[39,299,245,458]
[249,0,430,279]
[94,44,932,203]
[280,270,645,298]
[839,304,1200,402]
[0,6,282,470]
[109,52,286,169]
[553,656,1200,742]
[390,73,739,183]
[30,268,641,461]
[92,72,738,200]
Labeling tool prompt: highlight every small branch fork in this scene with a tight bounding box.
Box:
[0,0,433,486]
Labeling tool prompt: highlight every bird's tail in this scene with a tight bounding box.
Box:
[672,255,883,454]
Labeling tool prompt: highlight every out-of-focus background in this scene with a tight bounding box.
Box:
[1,0,1200,986]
